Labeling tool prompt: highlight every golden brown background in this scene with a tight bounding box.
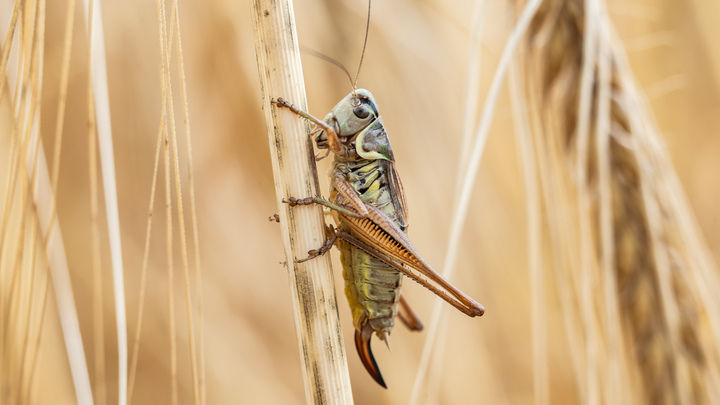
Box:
[5,0,719,403]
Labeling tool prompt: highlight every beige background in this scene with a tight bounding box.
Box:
[9,0,719,403]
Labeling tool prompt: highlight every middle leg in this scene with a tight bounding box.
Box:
[296,225,339,263]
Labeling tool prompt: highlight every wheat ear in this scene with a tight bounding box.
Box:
[519,0,720,403]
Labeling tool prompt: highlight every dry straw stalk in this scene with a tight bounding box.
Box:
[0,0,93,403]
[251,0,354,403]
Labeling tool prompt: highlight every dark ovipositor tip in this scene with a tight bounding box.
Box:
[355,329,387,388]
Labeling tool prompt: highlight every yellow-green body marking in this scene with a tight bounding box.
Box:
[332,158,406,336]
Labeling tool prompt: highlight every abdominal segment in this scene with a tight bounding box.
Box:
[341,241,403,335]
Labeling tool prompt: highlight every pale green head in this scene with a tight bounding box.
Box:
[317,89,393,161]
[327,88,380,137]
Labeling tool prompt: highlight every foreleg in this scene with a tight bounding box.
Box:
[271,98,349,158]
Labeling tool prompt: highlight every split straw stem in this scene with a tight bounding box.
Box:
[251,1,353,403]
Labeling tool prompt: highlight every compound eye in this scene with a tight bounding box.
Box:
[353,105,370,119]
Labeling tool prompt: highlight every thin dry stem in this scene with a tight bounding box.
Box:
[165,1,201,403]
[127,99,164,405]
[164,118,177,405]
[82,0,128,400]
[0,0,93,401]
[50,0,75,193]
[128,1,180,402]
[454,0,486,197]
[156,2,179,403]
[14,37,44,397]
[87,3,106,398]
[595,16,623,405]
[43,0,77,245]
[576,1,600,403]
[172,7,207,402]
[410,1,543,402]
[21,267,49,405]
[159,0,202,403]
[0,0,19,109]
[510,59,547,405]
[3,3,44,399]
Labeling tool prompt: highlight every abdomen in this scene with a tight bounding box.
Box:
[339,239,403,335]
[334,159,405,334]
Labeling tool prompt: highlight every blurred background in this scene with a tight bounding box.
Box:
[1,0,719,403]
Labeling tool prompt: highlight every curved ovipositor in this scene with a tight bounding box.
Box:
[354,326,386,389]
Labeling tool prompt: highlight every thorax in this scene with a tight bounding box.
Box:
[331,158,398,225]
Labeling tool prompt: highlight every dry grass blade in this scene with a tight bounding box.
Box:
[155,2,180,403]
[594,17,623,405]
[159,0,202,403]
[84,0,128,405]
[454,0,486,197]
[410,1,542,402]
[0,2,57,402]
[164,108,177,405]
[127,85,165,405]
[251,0,353,402]
[0,0,93,402]
[82,0,127,401]
[86,0,106,400]
[172,7,207,402]
[0,2,34,383]
[127,1,182,401]
[13,13,44,394]
[575,1,601,403]
[509,60,547,405]
[0,1,27,327]
[519,0,720,403]
[0,0,19,109]
[50,0,75,194]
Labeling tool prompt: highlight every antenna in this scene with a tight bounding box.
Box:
[300,46,354,91]
[353,0,371,90]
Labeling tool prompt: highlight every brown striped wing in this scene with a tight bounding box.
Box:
[384,160,409,231]
[339,203,484,317]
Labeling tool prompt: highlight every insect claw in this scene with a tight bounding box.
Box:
[269,213,280,223]
[296,253,317,264]
[315,148,331,162]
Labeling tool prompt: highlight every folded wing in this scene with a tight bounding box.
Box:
[338,203,484,317]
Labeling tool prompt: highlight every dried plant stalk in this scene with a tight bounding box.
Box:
[411,0,542,402]
[0,0,93,403]
[171,6,207,403]
[157,1,202,403]
[251,0,353,403]
[82,0,128,402]
[519,0,720,403]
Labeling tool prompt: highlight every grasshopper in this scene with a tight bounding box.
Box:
[270,0,484,389]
